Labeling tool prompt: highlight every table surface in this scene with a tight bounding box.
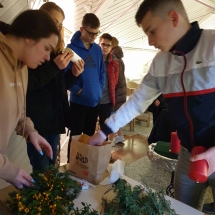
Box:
[73,175,204,215]
[0,170,204,215]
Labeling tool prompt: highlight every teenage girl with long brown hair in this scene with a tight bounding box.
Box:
[26,2,84,171]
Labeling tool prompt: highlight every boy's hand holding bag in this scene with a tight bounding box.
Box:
[69,134,112,185]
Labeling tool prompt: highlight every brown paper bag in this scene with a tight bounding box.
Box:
[69,134,111,185]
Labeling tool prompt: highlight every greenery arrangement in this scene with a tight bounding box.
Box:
[6,167,178,215]
[70,202,99,215]
[6,166,82,215]
[100,178,179,215]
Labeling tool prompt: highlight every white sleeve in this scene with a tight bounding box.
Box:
[105,74,161,133]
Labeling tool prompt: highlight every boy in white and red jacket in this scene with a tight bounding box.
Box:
[89,0,215,212]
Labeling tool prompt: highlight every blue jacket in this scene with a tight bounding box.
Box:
[67,31,105,107]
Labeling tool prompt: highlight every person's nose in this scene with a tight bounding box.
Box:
[44,54,50,61]
[148,37,154,46]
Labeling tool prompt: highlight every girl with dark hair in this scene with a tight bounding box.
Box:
[26,2,84,171]
[0,9,59,189]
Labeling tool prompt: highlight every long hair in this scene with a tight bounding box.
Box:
[0,21,10,35]
[111,37,119,50]
[10,10,59,40]
[39,2,65,53]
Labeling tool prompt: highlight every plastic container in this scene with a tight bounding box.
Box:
[62,48,82,63]
[189,146,208,183]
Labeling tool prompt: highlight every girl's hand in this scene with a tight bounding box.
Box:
[28,131,53,160]
[54,51,74,69]
[72,59,85,77]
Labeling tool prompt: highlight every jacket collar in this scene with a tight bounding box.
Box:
[170,22,203,55]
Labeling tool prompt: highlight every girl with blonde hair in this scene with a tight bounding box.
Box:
[26,2,84,171]
[40,2,65,52]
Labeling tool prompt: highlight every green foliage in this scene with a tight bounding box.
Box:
[5,168,179,215]
[5,166,82,215]
[101,179,179,215]
[70,202,99,215]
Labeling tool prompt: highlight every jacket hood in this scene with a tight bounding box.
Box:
[70,31,84,48]
[71,30,81,42]
[112,46,124,59]
[0,32,24,71]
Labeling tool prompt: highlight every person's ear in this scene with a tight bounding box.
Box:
[24,38,36,47]
[24,38,31,44]
[80,27,83,33]
[24,38,35,46]
[169,10,179,27]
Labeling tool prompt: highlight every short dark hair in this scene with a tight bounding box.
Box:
[82,13,100,29]
[99,33,112,43]
[10,10,60,41]
[135,0,188,26]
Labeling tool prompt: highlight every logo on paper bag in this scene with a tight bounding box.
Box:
[76,152,88,169]
[82,170,88,176]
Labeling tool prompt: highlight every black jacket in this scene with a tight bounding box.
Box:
[148,109,176,145]
[147,94,168,124]
[26,53,78,135]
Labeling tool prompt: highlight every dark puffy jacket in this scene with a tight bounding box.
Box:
[107,53,119,107]
[112,46,126,111]
[26,52,79,135]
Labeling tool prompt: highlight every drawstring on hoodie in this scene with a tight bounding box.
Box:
[172,50,195,148]
[15,66,19,118]
[20,69,26,137]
